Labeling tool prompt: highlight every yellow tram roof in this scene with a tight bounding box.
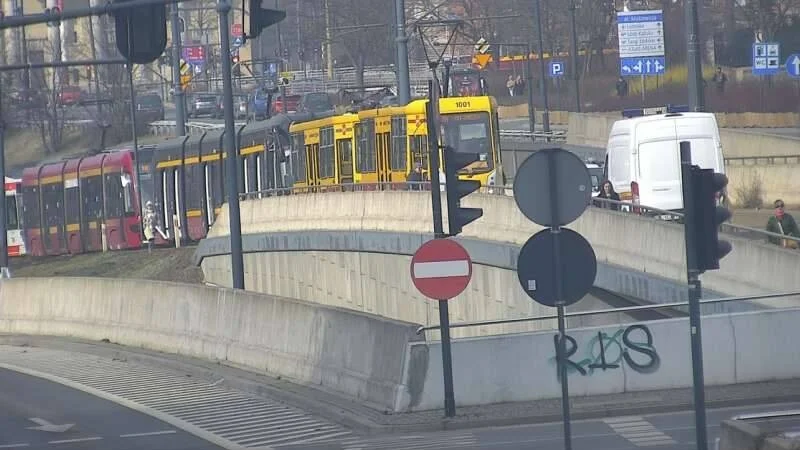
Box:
[357,105,407,120]
[289,113,357,132]
[405,95,496,115]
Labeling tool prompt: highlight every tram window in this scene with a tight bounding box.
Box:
[22,185,40,228]
[356,120,376,172]
[410,136,429,171]
[319,127,335,179]
[291,132,306,182]
[104,173,123,217]
[65,185,80,224]
[390,117,407,171]
[121,173,135,215]
[6,195,18,229]
[82,176,103,219]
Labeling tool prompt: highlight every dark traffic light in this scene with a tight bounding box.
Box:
[113,0,167,64]
[688,167,732,272]
[248,0,286,41]
[443,146,483,236]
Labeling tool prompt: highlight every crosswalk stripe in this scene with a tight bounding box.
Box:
[602,416,676,447]
[0,345,355,448]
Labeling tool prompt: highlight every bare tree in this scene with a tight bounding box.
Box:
[738,0,800,40]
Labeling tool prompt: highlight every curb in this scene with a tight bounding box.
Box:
[2,335,800,436]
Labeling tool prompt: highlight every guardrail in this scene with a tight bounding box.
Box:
[148,120,571,142]
[498,129,568,142]
[147,120,247,136]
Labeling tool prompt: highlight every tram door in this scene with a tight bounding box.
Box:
[337,139,353,185]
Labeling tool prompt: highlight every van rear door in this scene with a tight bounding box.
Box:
[635,119,683,211]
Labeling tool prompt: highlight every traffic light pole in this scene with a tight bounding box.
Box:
[218,0,246,290]
[685,0,705,112]
[426,77,445,239]
[534,0,550,133]
[0,81,9,277]
[170,1,187,136]
[680,142,709,450]
[394,0,411,105]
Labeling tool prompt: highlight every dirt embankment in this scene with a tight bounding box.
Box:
[9,246,204,284]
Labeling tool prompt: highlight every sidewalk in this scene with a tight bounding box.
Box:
[2,334,800,436]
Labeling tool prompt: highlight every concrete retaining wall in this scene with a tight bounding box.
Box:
[0,277,422,411]
[403,307,800,411]
[205,191,800,309]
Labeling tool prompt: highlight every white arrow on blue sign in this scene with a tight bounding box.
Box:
[787,54,800,78]
[620,57,665,76]
[548,61,565,77]
[233,36,244,48]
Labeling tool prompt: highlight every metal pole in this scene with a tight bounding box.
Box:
[525,41,536,138]
[18,1,30,92]
[439,299,456,418]
[324,0,334,79]
[218,0,245,290]
[534,0,550,133]
[547,150,572,450]
[426,78,445,239]
[568,0,581,112]
[394,0,411,104]
[170,1,188,135]
[680,142,709,450]
[126,20,144,243]
[686,0,705,111]
[0,81,9,274]
[86,13,103,120]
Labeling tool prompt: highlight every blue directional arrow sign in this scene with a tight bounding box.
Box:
[786,54,800,78]
[620,57,665,76]
[232,36,244,48]
[548,60,565,77]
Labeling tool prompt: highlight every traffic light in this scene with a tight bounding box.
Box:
[113,0,167,64]
[688,167,732,272]
[442,145,483,236]
[248,0,286,41]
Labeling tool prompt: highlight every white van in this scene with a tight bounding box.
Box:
[603,106,725,213]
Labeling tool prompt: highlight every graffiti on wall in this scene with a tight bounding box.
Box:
[550,324,661,381]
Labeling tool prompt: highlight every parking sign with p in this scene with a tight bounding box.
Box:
[549,60,565,77]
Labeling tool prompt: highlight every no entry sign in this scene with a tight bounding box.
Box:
[410,239,473,300]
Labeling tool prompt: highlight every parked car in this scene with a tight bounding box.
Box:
[215,94,248,120]
[187,93,218,118]
[135,92,165,123]
[298,92,334,114]
[58,86,83,107]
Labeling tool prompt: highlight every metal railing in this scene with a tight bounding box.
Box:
[415,290,800,334]
[498,129,568,142]
[590,196,800,246]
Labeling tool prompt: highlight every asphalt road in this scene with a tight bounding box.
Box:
[292,401,800,450]
[0,368,224,450]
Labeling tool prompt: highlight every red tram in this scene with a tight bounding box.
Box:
[21,150,143,256]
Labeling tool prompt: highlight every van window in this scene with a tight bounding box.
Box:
[638,142,680,183]
[608,139,630,186]
[684,138,718,171]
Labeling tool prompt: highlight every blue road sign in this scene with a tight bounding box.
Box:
[549,60,565,77]
[752,42,781,76]
[786,54,800,78]
[233,36,244,48]
[620,57,666,76]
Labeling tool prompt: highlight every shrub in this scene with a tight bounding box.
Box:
[734,173,764,209]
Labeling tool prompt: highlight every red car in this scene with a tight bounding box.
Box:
[22,150,143,256]
[58,86,83,106]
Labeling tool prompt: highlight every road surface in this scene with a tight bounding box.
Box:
[290,401,800,450]
[0,367,224,450]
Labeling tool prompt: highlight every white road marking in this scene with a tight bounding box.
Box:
[603,416,676,447]
[120,430,177,438]
[0,444,30,448]
[47,437,103,444]
[0,346,354,448]
[413,260,469,278]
